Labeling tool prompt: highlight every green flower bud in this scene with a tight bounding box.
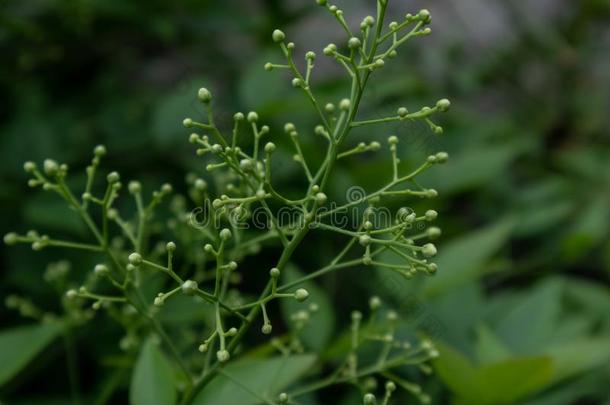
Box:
[315,192,327,205]
[323,43,337,55]
[94,145,107,157]
[339,98,351,111]
[261,324,272,334]
[278,393,289,404]
[425,210,438,221]
[182,280,198,295]
[264,62,273,71]
[325,102,335,113]
[292,77,303,88]
[94,264,109,277]
[226,327,237,336]
[183,118,193,127]
[234,112,245,121]
[198,87,212,103]
[419,9,431,23]
[370,141,381,151]
[220,228,232,241]
[128,180,141,194]
[436,98,451,112]
[284,123,296,133]
[166,241,176,252]
[388,135,399,145]
[436,151,449,163]
[43,159,59,176]
[397,107,408,117]
[422,243,437,257]
[426,189,438,198]
[386,381,396,392]
[306,51,316,60]
[363,393,377,405]
[270,268,280,278]
[66,289,78,300]
[4,232,18,245]
[272,29,285,43]
[194,178,207,191]
[294,288,309,302]
[369,296,381,310]
[128,252,142,266]
[348,37,361,49]
[359,234,372,246]
[315,0,327,5]
[107,171,120,184]
[427,227,441,239]
[216,349,230,362]
[247,111,258,123]
[364,16,375,26]
[23,161,37,173]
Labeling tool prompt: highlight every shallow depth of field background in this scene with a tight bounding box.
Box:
[1,0,609,404]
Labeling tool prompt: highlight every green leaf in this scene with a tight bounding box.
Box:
[475,357,554,404]
[280,265,335,351]
[433,341,482,400]
[0,323,61,386]
[423,219,513,298]
[545,338,610,382]
[475,325,512,365]
[494,279,563,354]
[192,355,316,405]
[130,339,176,405]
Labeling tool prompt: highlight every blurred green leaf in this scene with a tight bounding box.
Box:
[493,279,563,354]
[192,354,316,405]
[475,325,512,365]
[423,219,513,298]
[280,265,335,351]
[0,323,61,386]
[130,339,176,405]
[545,338,610,382]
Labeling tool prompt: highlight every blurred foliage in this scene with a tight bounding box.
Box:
[1,0,609,404]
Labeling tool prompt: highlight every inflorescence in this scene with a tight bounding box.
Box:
[5,1,449,403]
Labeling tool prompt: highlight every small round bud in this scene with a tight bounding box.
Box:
[94,145,107,157]
[216,350,230,362]
[278,393,289,403]
[262,324,272,334]
[43,159,59,176]
[284,123,296,133]
[292,77,303,88]
[427,227,441,239]
[325,103,335,113]
[166,241,176,252]
[387,310,398,321]
[198,87,212,103]
[315,0,327,5]
[306,51,316,60]
[436,151,449,163]
[182,280,198,295]
[323,43,337,55]
[370,141,381,151]
[294,288,309,302]
[427,263,438,274]
[234,112,245,121]
[339,98,351,111]
[388,135,399,145]
[194,179,207,191]
[226,327,238,336]
[66,289,78,300]
[315,192,327,205]
[107,172,120,184]
[272,29,285,43]
[425,210,438,221]
[374,59,385,68]
[427,155,437,163]
[220,228,232,241]
[264,62,273,71]
[436,98,451,112]
[204,244,214,253]
[359,234,372,246]
[397,107,408,118]
[265,142,276,153]
[363,393,377,405]
[189,133,199,143]
[128,181,141,194]
[348,37,361,49]
[256,189,267,199]
[419,9,431,23]
[94,264,109,277]
[128,252,142,266]
[247,111,258,123]
[422,243,437,257]
[369,296,382,310]
[386,381,396,392]
[426,189,438,198]
[364,16,375,26]
[270,268,280,278]
[23,161,37,173]
[389,21,399,30]
[154,296,164,306]
[4,232,18,245]
[198,343,208,352]
[351,310,362,321]
[183,118,193,127]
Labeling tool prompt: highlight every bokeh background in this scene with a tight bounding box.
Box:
[1,0,609,404]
